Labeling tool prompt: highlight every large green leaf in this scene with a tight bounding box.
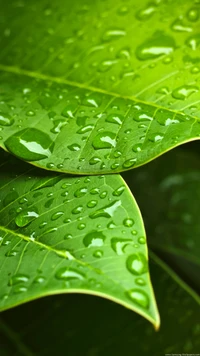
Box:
[0,0,200,173]
[0,261,200,356]
[123,147,200,302]
[0,149,159,327]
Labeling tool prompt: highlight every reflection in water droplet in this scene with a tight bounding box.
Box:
[5,129,54,161]
[126,253,147,275]
[83,231,106,247]
[55,267,85,280]
[172,85,198,100]
[136,34,176,60]
[15,208,39,227]
[92,132,116,149]
[126,289,149,308]
[89,200,121,219]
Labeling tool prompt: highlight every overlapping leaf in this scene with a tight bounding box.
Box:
[0,0,200,173]
[0,150,159,327]
[123,148,200,303]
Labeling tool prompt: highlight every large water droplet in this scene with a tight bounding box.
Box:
[8,274,29,286]
[15,208,39,227]
[172,85,198,100]
[126,253,147,275]
[5,129,54,161]
[105,113,123,125]
[55,267,85,280]
[136,33,176,60]
[83,231,106,247]
[126,289,149,308]
[92,132,116,149]
[89,200,121,219]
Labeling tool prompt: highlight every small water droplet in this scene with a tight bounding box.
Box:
[72,206,83,214]
[105,113,123,125]
[102,29,126,42]
[123,218,135,227]
[51,211,64,221]
[93,250,103,258]
[82,93,102,108]
[68,143,81,151]
[148,133,164,143]
[138,236,146,244]
[89,157,101,165]
[55,267,85,280]
[123,158,137,168]
[87,200,98,208]
[171,17,193,32]
[112,185,125,196]
[135,277,146,286]
[8,274,29,286]
[0,112,14,126]
[74,187,87,198]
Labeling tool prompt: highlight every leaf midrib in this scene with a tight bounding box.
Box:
[0,64,199,123]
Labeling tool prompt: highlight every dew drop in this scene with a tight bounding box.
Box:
[89,200,121,219]
[112,185,125,196]
[82,93,102,108]
[105,113,123,125]
[93,250,103,258]
[123,218,135,227]
[126,289,149,308]
[55,267,85,281]
[136,34,176,60]
[126,253,147,275]
[123,158,137,168]
[5,129,54,161]
[92,132,116,149]
[83,231,106,247]
[148,133,164,142]
[138,236,146,244]
[0,112,14,126]
[68,143,81,151]
[74,187,87,198]
[51,211,64,221]
[172,85,199,100]
[8,274,29,286]
[15,208,39,227]
[87,200,98,208]
[111,238,133,255]
[102,29,126,42]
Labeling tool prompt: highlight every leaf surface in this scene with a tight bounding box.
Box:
[0,150,159,327]
[0,0,200,173]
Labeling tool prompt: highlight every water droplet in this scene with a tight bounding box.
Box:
[83,231,106,247]
[149,133,164,142]
[77,124,94,134]
[187,8,199,22]
[135,277,146,286]
[5,250,18,257]
[55,267,85,280]
[132,143,142,152]
[99,191,107,199]
[72,206,83,214]
[62,98,79,118]
[50,119,67,134]
[15,208,39,227]
[78,223,86,230]
[123,218,135,227]
[171,17,193,32]
[5,129,54,161]
[93,250,103,258]
[123,158,137,168]
[87,200,98,208]
[89,157,101,165]
[8,274,29,286]
[105,113,123,125]
[126,289,149,308]
[111,238,133,255]
[33,276,45,283]
[92,132,116,149]
[0,112,14,126]
[138,236,146,244]
[136,4,156,20]
[112,185,125,196]
[136,33,176,60]
[74,187,87,198]
[126,253,147,275]
[185,34,200,50]
[13,286,27,294]
[82,93,102,108]
[90,188,100,195]
[51,211,64,221]
[68,143,81,151]
[156,110,184,126]
[102,29,126,42]
[172,85,198,100]
[89,200,121,219]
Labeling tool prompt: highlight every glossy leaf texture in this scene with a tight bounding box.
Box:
[1,262,200,356]
[123,147,200,303]
[0,150,159,327]
[0,0,200,174]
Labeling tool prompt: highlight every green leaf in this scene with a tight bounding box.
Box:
[123,147,200,303]
[0,150,159,328]
[0,0,200,173]
[1,261,200,356]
